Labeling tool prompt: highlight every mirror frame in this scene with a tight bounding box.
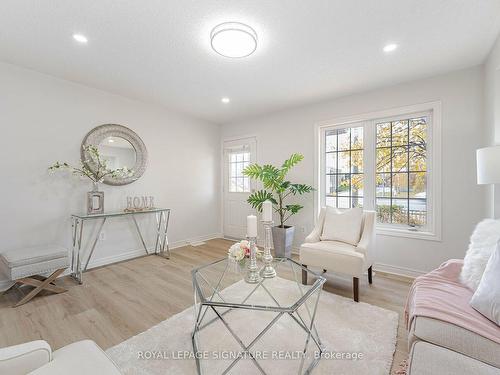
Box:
[81,124,148,186]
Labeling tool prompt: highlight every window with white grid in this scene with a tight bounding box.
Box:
[228,149,251,192]
[317,103,441,240]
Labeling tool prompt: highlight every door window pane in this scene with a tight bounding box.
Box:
[228,150,251,193]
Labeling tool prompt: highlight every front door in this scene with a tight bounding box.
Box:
[223,137,257,239]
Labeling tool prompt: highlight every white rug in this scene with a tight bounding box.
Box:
[107,277,398,374]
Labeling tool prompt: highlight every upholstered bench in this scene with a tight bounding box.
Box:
[0,246,69,306]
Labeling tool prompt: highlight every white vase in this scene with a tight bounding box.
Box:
[87,181,104,214]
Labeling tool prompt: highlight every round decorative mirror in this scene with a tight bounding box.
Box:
[81,124,148,186]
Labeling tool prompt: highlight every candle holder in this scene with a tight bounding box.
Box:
[261,220,277,278]
[245,237,262,284]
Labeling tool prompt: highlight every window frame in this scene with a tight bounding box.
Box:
[314,102,442,241]
[227,147,252,193]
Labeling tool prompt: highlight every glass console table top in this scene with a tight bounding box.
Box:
[71,207,170,220]
[70,208,170,284]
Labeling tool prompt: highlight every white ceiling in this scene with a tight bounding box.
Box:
[1,1,499,125]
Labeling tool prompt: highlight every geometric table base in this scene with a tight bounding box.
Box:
[191,258,326,374]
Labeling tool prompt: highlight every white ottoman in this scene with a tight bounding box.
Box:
[0,246,69,307]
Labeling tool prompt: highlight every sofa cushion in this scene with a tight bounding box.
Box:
[29,340,121,375]
[409,316,500,368]
[409,341,500,375]
[299,241,365,277]
[471,242,500,325]
[320,207,363,245]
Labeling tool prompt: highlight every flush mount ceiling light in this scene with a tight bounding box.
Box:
[73,33,88,44]
[383,43,398,53]
[211,22,257,58]
[221,97,230,103]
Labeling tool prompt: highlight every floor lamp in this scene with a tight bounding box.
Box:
[477,146,500,217]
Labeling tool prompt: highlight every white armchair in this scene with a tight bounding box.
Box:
[0,340,122,374]
[299,208,376,302]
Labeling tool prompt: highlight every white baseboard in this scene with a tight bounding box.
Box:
[0,233,223,291]
[373,262,425,279]
[170,233,223,250]
[85,232,224,270]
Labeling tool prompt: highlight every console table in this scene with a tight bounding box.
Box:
[70,208,170,284]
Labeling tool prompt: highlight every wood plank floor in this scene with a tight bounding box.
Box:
[0,238,411,373]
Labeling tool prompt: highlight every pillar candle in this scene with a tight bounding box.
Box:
[262,200,273,222]
[247,215,258,238]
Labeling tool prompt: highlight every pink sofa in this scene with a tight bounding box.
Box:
[405,260,500,374]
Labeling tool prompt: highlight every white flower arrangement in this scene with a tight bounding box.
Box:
[49,144,134,183]
[228,240,263,266]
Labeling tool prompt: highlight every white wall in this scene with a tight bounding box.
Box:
[221,67,486,275]
[484,35,500,217]
[0,62,221,288]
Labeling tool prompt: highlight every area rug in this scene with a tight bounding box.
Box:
[107,277,398,374]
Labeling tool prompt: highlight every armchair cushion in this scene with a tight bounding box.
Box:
[320,207,363,245]
[300,241,365,277]
[0,340,51,375]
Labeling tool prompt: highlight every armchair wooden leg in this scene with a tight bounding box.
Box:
[302,265,308,285]
[353,277,359,302]
[368,266,373,284]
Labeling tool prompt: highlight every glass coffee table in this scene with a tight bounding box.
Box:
[191,257,326,374]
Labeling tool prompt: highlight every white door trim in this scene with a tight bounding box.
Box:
[221,135,258,239]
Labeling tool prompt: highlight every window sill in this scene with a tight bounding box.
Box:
[376,226,441,242]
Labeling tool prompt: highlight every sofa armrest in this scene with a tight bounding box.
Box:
[0,340,52,375]
[304,208,326,243]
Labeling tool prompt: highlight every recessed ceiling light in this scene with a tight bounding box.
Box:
[211,22,257,58]
[108,139,115,143]
[73,34,88,44]
[383,43,398,53]
[221,97,230,104]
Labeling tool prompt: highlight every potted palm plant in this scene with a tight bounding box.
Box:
[243,153,313,257]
